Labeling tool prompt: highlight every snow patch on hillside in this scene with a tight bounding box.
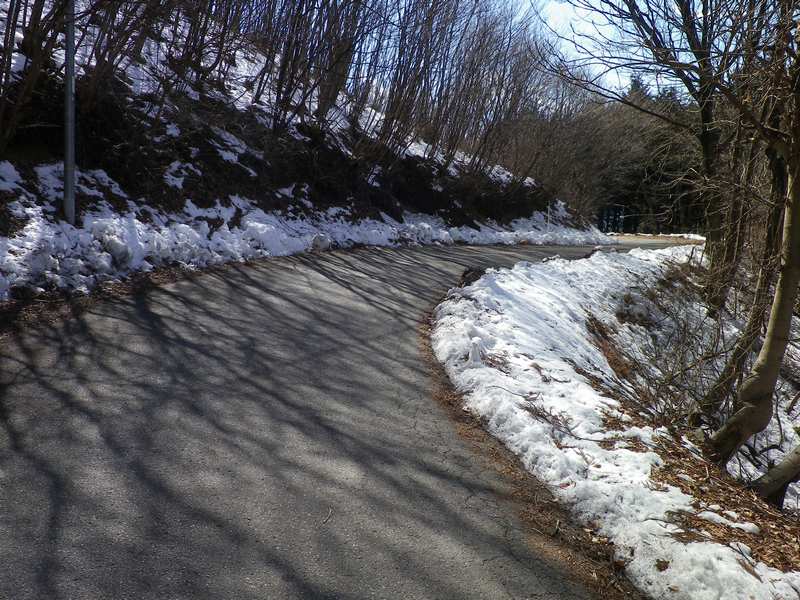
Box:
[0,162,609,301]
[432,247,800,600]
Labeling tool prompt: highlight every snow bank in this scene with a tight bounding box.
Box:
[607,232,707,241]
[0,161,22,192]
[0,165,609,301]
[664,233,706,241]
[432,247,800,600]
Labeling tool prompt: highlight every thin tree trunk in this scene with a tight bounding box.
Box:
[752,445,800,506]
[699,157,786,418]
[709,162,800,465]
[699,95,722,255]
[704,130,757,311]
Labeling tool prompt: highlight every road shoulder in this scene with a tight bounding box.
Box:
[419,312,645,600]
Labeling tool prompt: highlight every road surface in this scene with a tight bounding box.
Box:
[0,242,668,600]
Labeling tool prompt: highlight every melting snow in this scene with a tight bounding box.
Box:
[0,161,22,192]
[432,247,800,600]
[0,166,609,301]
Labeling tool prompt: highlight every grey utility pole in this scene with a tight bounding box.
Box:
[64,0,76,225]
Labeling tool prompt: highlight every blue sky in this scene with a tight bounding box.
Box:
[541,0,632,91]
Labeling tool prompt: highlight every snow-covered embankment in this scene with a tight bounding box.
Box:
[431,247,800,600]
[0,161,609,301]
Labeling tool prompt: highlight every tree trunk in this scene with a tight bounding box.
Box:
[698,156,786,418]
[752,445,800,507]
[698,96,722,256]
[704,130,757,311]
[709,162,800,465]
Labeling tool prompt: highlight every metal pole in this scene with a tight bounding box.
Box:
[64,0,76,225]
[546,201,550,232]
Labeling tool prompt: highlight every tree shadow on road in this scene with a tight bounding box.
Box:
[0,244,590,600]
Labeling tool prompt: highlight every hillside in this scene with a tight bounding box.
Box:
[0,1,607,302]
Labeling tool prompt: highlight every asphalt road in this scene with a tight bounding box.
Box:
[0,241,668,600]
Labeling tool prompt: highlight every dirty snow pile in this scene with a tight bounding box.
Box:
[0,161,609,301]
[432,247,800,600]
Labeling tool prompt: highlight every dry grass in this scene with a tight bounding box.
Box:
[653,438,800,574]
[582,289,800,577]
[585,315,634,380]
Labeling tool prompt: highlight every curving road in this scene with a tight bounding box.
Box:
[0,242,665,600]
